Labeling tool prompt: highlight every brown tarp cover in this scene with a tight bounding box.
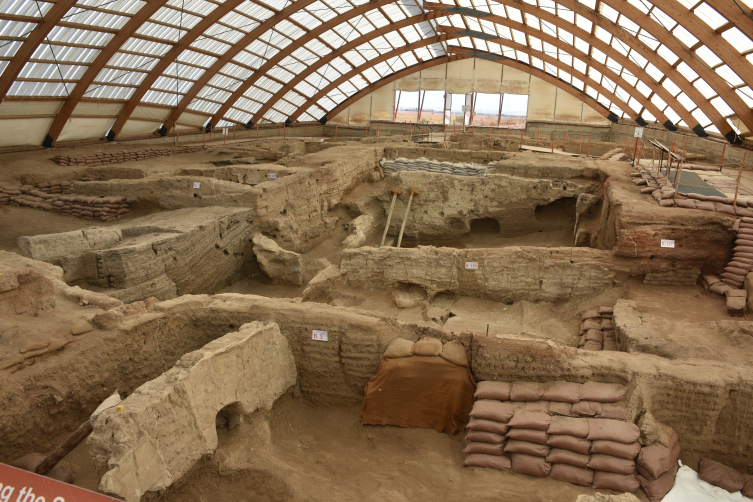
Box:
[361,356,475,435]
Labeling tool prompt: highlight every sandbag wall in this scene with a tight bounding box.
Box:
[463,381,682,501]
[634,167,753,214]
[577,307,616,351]
[53,145,204,166]
[0,183,129,221]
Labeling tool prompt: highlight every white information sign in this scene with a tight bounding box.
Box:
[461,105,470,113]
[312,330,328,341]
[223,127,228,136]
[661,239,675,248]
[465,262,479,270]
[193,182,200,189]
[268,173,278,179]
[634,127,644,138]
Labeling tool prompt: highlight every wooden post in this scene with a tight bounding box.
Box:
[623,137,628,153]
[586,133,592,157]
[520,128,524,149]
[233,125,236,140]
[536,129,540,146]
[733,152,748,210]
[283,124,286,140]
[720,142,728,172]
[631,136,638,166]
[443,123,446,142]
[256,123,259,140]
[36,420,94,475]
[681,137,689,163]
[223,127,226,145]
[563,132,568,153]
[673,157,685,200]
[652,142,655,169]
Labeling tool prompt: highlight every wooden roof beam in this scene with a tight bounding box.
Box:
[250,13,452,126]
[0,0,80,101]
[42,0,170,147]
[205,0,447,131]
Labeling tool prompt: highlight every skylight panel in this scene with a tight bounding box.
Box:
[506,6,523,24]
[511,29,526,45]
[601,76,616,93]
[489,3,507,17]
[591,48,607,64]
[594,26,611,45]
[637,29,660,50]
[716,65,744,87]
[635,80,651,97]
[674,91,694,111]
[517,52,529,64]
[650,93,667,110]
[621,70,637,87]
[617,14,640,35]
[531,56,544,70]
[671,25,698,48]
[656,45,678,65]
[627,96,641,112]
[628,50,647,68]
[557,6,574,24]
[692,78,715,99]
[541,20,557,37]
[661,78,680,96]
[650,7,677,30]
[558,28,574,45]
[573,37,589,54]
[691,108,711,126]
[737,87,753,107]
[694,3,727,29]
[600,3,619,22]
[502,46,516,58]
[644,62,663,82]
[525,13,540,29]
[572,77,584,91]
[575,14,592,33]
[642,109,656,122]
[588,67,602,81]
[722,28,753,54]
[573,58,587,74]
[710,96,734,116]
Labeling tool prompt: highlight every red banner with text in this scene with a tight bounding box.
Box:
[0,463,121,502]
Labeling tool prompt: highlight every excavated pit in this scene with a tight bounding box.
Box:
[0,139,750,502]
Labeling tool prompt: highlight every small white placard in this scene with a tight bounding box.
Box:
[634,127,644,138]
[223,127,228,136]
[465,262,479,270]
[268,173,278,179]
[193,182,200,189]
[461,105,470,113]
[312,330,328,341]
[661,239,675,248]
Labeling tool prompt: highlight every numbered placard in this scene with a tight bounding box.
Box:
[312,330,328,341]
[465,262,479,270]
[660,239,675,248]
[193,182,201,189]
[634,127,644,138]
[268,173,278,179]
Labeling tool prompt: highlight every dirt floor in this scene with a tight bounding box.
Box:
[65,395,650,502]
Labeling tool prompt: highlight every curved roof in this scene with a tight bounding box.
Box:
[0,0,751,145]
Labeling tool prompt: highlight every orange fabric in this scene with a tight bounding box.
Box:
[361,356,475,435]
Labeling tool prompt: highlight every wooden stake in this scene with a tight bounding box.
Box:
[586,133,592,157]
[673,157,685,200]
[733,152,748,210]
[36,420,93,475]
[720,142,728,172]
[283,124,286,140]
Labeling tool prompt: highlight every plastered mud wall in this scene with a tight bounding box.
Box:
[3,292,753,471]
[380,171,594,238]
[88,321,296,502]
[18,207,255,302]
[337,246,703,302]
[70,145,383,252]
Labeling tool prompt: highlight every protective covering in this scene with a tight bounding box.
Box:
[663,464,751,502]
[361,355,475,435]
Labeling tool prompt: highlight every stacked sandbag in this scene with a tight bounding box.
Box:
[577,307,617,351]
[383,336,469,367]
[464,381,641,493]
[53,145,204,166]
[30,180,72,195]
[0,182,129,221]
[697,457,753,498]
[380,157,488,177]
[636,427,681,502]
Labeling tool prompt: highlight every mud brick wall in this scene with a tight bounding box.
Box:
[53,145,203,166]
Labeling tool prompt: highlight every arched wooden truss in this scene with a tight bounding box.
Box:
[0,0,750,146]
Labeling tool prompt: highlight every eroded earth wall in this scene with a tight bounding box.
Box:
[88,321,296,502]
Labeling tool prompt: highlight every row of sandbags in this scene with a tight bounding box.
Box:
[0,183,129,221]
[634,168,753,214]
[0,181,70,204]
[463,381,683,501]
[696,457,753,497]
[53,145,204,166]
[381,157,487,176]
[382,337,468,367]
[577,306,616,351]
[701,275,747,315]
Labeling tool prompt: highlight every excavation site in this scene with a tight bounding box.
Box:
[2,16,753,500]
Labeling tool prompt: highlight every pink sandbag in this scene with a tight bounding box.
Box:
[547,447,590,468]
[467,418,509,435]
[687,193,708,201]
[588,453,636,474]
[475,381,511,400]
[549,463,594,487]
[466,430,506,444]
[695,201,716,211]
[507,428,549,445]
[698,457,745,492]
[583,340,603,351]
[581,382,626,403]
[508,410,552,431]
[548,402,572,416]
[592,471,640,493]
[464,453,512,470]
[587,419,640,444]
[464,442,504,455]
[509,382,547,402]
[638,462,679,502]
[597,405,627,420]
[510,453,552,478]
[547,435,592,455]
[585,329,603,343]
[571,401,601,417]
[591,439,641,459]
[505,439,551,457]
[547,416,589,438]
[469,400,516,423]
[674,199,697,209]
[637,441,681,479]
[581,309,600,320]
[523,401,550,412]
[659,199,675,207]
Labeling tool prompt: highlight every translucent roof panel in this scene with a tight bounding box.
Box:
[0,0,751,141]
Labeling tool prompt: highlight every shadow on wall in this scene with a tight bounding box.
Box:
[534,197,577,229]
[470,218,501,234]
